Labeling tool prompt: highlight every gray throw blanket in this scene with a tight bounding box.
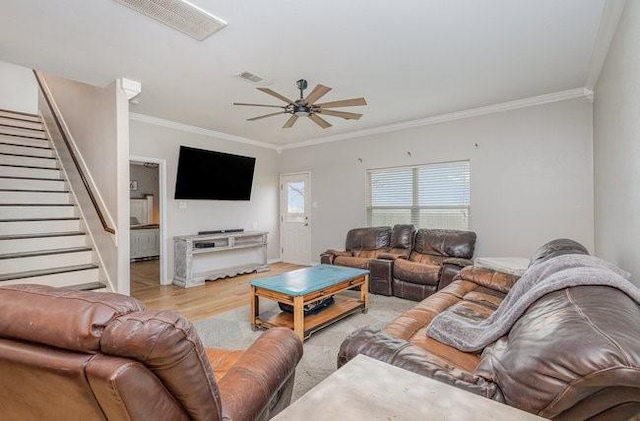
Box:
[426,254,640,352]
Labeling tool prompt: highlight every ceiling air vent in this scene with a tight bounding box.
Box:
[113,0,227,41]
[238,71,265,84]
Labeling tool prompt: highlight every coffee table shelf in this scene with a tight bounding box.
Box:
[254,295,365,338]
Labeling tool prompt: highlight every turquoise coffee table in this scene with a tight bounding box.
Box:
[250,264,369,341]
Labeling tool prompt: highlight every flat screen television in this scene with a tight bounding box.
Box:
[174,146,256,200]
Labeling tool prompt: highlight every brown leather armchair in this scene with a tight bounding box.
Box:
[0,284,303,421]
[391,229,476,301]
[320,226,391,269]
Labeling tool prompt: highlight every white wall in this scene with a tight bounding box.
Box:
[39,73,130,293]
[280,98,594,261]
[129,121,280,280]
[0,60,38,113]
[42,73,120,224]
[593,0,640,284]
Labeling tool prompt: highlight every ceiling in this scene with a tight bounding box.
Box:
[0,0,607,147]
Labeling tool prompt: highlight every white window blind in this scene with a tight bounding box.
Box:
[366,160,470,230]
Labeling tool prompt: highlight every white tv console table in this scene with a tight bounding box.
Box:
[173,231,269,288]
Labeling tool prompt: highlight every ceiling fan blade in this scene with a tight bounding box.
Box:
[316,97,367,108]
[317,109,362,120]
[305,84,332,105]
[247,111,286,121]
[233,102,286,108]
[309,113,332,129]
[256,87,295,104]
[282,115,299,128]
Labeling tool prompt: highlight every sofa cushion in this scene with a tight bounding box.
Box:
[353,249,379,259]
[390,224,415,249]
[394,258,441,285]
[334,255,371,269]
[414,229,476,259]
[345,226,390,251]
[409,251,444,266]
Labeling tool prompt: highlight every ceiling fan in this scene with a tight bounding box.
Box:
[233,79,367,129]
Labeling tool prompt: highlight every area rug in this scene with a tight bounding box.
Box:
[193,292,415,401]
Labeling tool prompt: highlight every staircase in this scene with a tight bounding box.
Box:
[0,108,107,291]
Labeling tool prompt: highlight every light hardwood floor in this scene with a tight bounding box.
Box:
[130,260,303,321]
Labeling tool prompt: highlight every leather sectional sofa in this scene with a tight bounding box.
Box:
[321,225,477,301]
[0,284,303,421]
[338,240,640,420]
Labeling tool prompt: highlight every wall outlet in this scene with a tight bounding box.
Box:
[179,201,187,209]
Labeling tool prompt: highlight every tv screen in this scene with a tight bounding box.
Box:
[174,146,256,200]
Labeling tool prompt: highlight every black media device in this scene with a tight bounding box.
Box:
[194,242,216,249]
[198,228,244,235]
[174,146,256,200]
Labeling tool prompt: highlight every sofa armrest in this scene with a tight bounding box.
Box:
[219,328,303,421]
[442,257,473,268]
[321,249,353,264]
[438,258,473,290]
[338,328,498,399]
[376,253,396,260]
[369,259,393,296]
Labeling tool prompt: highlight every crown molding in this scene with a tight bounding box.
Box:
[280,87,591,150]
[129,112,279,150]
[585,0,627,90]
[131,87,591,152]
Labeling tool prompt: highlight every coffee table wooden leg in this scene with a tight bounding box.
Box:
[362,274,369,313]
[250,286,259,329]
[293,295,304,341]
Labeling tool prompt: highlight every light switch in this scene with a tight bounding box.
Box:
[179,201,187,209]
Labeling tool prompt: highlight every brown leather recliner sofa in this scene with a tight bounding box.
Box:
[338,240,640,420]
[321,225,477,301]
[0,284,303,421]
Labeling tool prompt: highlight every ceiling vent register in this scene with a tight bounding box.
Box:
[113,0,227,41]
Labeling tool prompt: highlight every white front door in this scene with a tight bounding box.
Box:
[280,172,311,265]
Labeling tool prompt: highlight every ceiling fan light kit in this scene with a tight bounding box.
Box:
[233,79,367,129]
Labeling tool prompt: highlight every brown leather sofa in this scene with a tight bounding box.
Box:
[322,225,476,301]
[0,284,303,421]
[338,240,640,420]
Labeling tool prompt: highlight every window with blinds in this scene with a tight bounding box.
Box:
[365,160,470,230]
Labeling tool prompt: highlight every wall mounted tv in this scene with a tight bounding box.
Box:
[174,146,256,200]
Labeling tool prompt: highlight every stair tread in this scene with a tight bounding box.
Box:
[0,163,58,170]
[0,133,48,141]
[0,152,55,160]
[0,203,73,207]
[0,264,99,282]
[0,189,68,193]
[0,217,79,223]
[0,231,85,240]
[0,141,51,150]
[0,246,92,260]
[0,108,40,118]
[63,281,106,291]
[0,175,63,181]
[0,123,44,132]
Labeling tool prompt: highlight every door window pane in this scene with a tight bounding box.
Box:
[286,181,305,222]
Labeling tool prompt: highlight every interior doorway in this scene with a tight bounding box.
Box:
[129,156,168,287]
[280,172,311,265]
